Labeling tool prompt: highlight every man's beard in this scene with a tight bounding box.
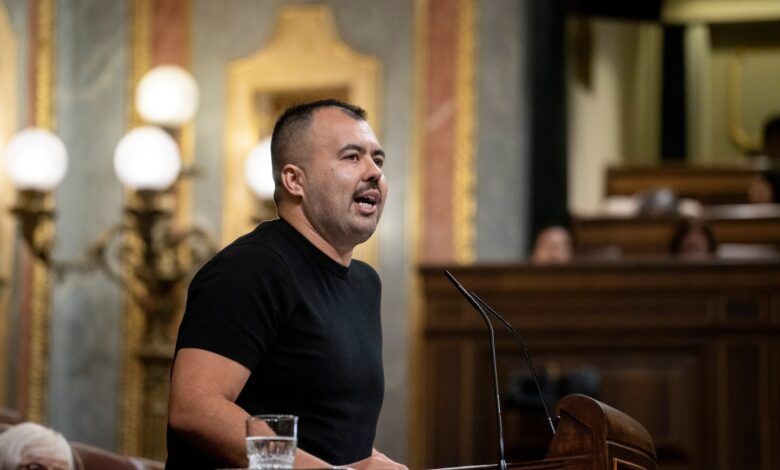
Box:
[303,193,382,252]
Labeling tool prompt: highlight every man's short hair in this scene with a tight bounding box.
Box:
[270,99,367,203]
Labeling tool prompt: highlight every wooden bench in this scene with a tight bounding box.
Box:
[571,203,780,256]
[606,165,760,205]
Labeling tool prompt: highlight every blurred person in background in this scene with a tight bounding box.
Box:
[531,225,574,265]
[746,116,780,203]
[0,422,74,470]
[669,218,717,261]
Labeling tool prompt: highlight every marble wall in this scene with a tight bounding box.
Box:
[50,0,128,449]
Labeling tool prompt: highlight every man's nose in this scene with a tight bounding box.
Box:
[362,155,383,182]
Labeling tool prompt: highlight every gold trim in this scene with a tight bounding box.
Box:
[35,0,55,130]
[118,0,152,456]
[128,0,151,127]
[26,0,56,423]
[727,49,762,152]
[663,1,780,24]
[26,254,51,423]
[0,0,19,409]
[120,2,194,457]
[409,1,428,466]
[453,0,477,264]
[727,47,780,154]
[174,0,194,246]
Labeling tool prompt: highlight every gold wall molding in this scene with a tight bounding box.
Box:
[727,47,780,153]
[223,4,381,266]
[24,0,56,424]
[128,0,152,127]
[664,1,780,24]
[0,0,18,409]
[34,0,55,130]
[452,0,477,264]
[120,0,194,458]
[727,49,759,152]
[118,0,152,457]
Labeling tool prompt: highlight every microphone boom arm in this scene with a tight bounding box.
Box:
[471,293,557,436]
[445,271,508,470]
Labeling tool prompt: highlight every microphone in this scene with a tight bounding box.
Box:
[470,293,557,435]
[444,271,507,470]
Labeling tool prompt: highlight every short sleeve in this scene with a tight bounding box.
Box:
[175,242,296,371]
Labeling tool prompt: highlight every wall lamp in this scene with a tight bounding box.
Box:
[244,135,277,221]
[3,65,277,451]
[3,67,215,350]
[2,66,217,441]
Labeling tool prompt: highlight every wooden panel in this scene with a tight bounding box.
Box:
[481,342,702,469]
[427,340,466,467]
[419,261,780,470]
[572,204,780,255]
[717,340,765,470]
[771,339,780,470]
[606,166,759,204]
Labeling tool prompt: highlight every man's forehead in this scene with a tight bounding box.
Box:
[312,106,365,126]
[311,108,379,142]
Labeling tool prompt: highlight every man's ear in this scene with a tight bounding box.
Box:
[281,164,305,198]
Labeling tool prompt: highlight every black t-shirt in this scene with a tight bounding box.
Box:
[166,218,384,469]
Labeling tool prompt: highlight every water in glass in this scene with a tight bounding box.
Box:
[246,435,296,469]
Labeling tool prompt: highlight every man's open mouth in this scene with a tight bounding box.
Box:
[355,195,377,206]
[354,190,380,211]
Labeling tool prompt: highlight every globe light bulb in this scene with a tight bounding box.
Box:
[114,126,181,190]
[3,127,68,190]
[136,65,199,127]
[244,137,276,200]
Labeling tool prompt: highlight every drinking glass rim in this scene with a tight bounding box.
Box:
[247,414,298,421]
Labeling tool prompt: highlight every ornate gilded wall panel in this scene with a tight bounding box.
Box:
[223,4,381,266]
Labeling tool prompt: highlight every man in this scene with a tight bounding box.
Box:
[166,100,406,469]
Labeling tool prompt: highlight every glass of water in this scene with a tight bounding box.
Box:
[246,414,298,469]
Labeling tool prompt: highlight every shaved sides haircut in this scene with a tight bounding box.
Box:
[270,99,368,203]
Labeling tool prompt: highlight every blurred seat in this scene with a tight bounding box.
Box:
[71,442,164,470]
[0,423,164,470]
[717,243,780,259]
[0,407,23,425]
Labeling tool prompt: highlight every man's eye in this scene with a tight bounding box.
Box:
[373,158,384,168]
[345,154,359,161]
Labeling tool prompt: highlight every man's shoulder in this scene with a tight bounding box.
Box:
[218,219,294,259]
[349,259,381,285]
[192,220,297,282]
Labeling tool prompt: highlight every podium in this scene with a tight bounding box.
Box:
[434,394,657,470]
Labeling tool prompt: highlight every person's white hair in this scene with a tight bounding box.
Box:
[0,421,74,470]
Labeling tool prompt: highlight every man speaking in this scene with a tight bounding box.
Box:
[166,100,406,470]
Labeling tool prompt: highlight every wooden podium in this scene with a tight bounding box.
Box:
[434,394,657,470]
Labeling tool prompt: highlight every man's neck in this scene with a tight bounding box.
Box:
[278,207,353,266]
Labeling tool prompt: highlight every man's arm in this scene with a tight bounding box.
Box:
[168,347,330,468]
